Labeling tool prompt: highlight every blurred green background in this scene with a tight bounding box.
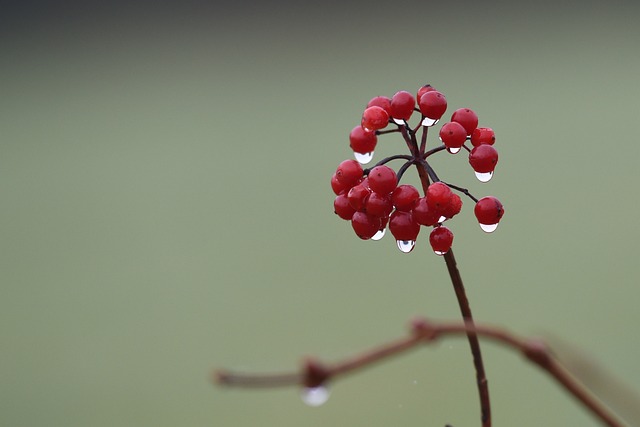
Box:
[2,1,639,426]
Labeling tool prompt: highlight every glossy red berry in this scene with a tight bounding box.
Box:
[470,127,496,147]
[349,126,377,156]
[474,196,504,232]
[367,165,398,195]
[367,96,392,116]
[334,194,356,220]
[439,121,467,151]
[391,184,420,211]
[351,211,381,240]
[365,192,393,218]
[361,106,389,131]
[347,183,371,211]
[429,226,454,255]
[389,210,421,241]
[416,84,436,104]
[335,159,363,188]
[469,145,499,173]
[451,108,478,136]
[390,90,416,121]
[412,197,440,226]
[426,182,453,214]
[442,193,463,219]
[418,90,447,121]
[331,173,348,195]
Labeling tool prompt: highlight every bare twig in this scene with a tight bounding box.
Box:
[214,318,626,427]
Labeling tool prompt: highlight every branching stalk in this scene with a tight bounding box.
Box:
[215,319,626,427]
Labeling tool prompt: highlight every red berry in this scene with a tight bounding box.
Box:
[365,192,393,218]
[361,106,389,131]
[416,84,436,104]
[469,145,499,173]
[334,194,356,220]
[367,96,392,116]
[347,183,371,211]
[418,90,447,120]
[378,214,390,231]
[349,126,377,155]
[442,193,463,219]
[451,108,478,135]
[331,173,348,195]
[335,159,363,188]
[391,184,420,211]
[412,197,440,226]
[351,211,381,240]
[367,165,398,195]
[470,127,496,147]
[390,90,416,121]
[429,226,454,254]
[389,210,421,241]
[474,196,504,231]
[439,121,467,151]
[426,182,453,214]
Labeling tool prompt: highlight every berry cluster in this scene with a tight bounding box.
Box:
[331,84,504,254]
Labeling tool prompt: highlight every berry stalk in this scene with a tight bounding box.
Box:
[413,159,491,427]
[443,249,491,427]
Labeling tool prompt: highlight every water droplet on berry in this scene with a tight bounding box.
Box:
[434,250,447,256]
[475,171,493,182]
[447,147,462,154]
[354,151,374,165]
[421,117,439,127]
[479,223,499,233]
[396,240,416,253]
[371,228,386,241]
[301,386,330,407]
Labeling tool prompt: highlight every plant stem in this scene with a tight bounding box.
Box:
[414,160,491,427]
[443,249,491,427]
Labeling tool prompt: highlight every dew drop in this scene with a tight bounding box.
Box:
[301,386,330,407]
[354,151,374,165]
[479,223,499,233]
[434,250,447,256]
[421,117,439,127]
[447,147,462,154]
[396,240,416,253]
[371,228,386,241]
[475,171,493,183]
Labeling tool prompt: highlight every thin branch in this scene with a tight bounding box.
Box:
[363,154,413,175]
[375,128,401,135]
[419,124,429,154]
[442,181,479,203]
[398,124,420,159]
[421,160,441,184]
[214,318,627,427]
[413,160,490,427]
[424,144,447,158]
[396,160,416,182]
[443,250,491,426]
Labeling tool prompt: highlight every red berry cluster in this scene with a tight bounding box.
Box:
[332,84,504,254]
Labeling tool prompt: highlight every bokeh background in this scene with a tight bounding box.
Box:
[2,1,639,426]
